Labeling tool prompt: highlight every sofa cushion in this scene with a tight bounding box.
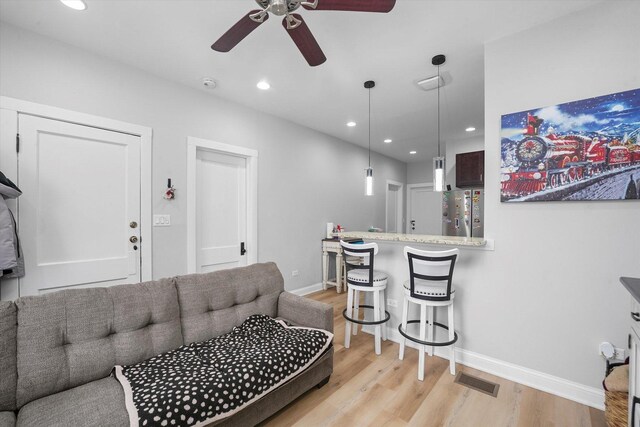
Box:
[176,262,284,344]
[0,411,15,427]
[0,301,17,411]
[15,278,183,408]
[16,377,128,427]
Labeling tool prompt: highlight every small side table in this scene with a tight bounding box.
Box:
[322,239,343,293]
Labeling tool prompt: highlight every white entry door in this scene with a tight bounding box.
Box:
[195,149,248,273]
[386,181,403,233]
[408,185,442,235]
[18,114,141,295]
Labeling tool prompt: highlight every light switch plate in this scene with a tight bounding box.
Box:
[153,214,171,227]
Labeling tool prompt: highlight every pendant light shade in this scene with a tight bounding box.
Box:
[364,80,375,196]
[432,54,446,192]
[433,156,445,192]
[365,166,374,196]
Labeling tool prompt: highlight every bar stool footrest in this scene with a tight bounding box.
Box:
[343,305,390,325]
[398,320,458,346]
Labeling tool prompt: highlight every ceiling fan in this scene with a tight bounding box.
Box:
[211,0,396,67]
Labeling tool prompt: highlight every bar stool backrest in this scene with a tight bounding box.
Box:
[340,241,378,287]
[403,246,458,301]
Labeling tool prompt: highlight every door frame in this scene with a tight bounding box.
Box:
[0,96,153,300]
[186,137,258,273]
[385,179,404,233]
[406,182,434,234]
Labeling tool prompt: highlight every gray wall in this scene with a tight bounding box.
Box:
[0,23,406,296]
[480,1,640,389]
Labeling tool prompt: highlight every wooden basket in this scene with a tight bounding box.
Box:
[604,390,628,427]
[604,363,629,427]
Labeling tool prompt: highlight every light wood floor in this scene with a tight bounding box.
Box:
[262,289,606,427]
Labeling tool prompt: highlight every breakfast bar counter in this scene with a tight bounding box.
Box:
[330,231,490,350]
[335,231,486,247]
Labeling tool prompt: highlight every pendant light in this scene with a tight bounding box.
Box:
[364,80,375,196]
[432,54,446,192]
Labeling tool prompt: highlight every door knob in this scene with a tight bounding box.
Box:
[129,236,138,243]
[130,221,138,228]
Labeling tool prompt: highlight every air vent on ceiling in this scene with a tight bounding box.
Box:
[454,372,500,397]
[416,75,444,91]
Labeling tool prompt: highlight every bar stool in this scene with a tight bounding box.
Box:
[398,247,459,380]
[341,240,390,355]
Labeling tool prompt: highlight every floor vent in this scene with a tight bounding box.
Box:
[454,372,500,398]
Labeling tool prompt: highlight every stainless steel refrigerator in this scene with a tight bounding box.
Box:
[442,189,484,238]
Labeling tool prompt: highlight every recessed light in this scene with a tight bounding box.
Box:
[465,127,476,132]
[256,80,271,90]
[60,0,86,10]
[409,151,417,155]
[346,121,357,127]
[384,139,392,143]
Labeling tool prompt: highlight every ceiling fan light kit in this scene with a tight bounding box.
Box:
[432,54,446,192]
[211,0,396,66]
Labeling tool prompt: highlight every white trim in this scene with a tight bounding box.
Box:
[385,179,404,233]
[289,282,323,296]
[186,137,258,273]
[0,96,153,287]
[363,326,605,410]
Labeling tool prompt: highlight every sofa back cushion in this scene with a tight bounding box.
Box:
[0,301,17,411]
[15,278,183,408]
[176,262,284,344]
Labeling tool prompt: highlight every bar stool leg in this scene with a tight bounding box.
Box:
[373,290,381,355]
[399,296,409,360]
[427,306,434,357]
[344,286,353,349]
[322,251,328,291]
[353,290,360,336]
[448,301,456,375]
[380,291,387,341]
[418,303,427,381]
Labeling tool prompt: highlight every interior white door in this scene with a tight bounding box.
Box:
[196,149,247,273]
[386,183,402,233]
[408,186,442,235]
[18,114,141,295]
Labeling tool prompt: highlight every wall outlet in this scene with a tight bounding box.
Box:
[387,298,398,308]
[291,270,299,277]
[153,214,171,227]
[613,347,626,361]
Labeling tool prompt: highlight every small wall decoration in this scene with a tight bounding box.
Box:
[163,178,175,200]
[500,88,640,202]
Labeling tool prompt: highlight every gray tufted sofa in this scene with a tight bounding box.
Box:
[0,262,333,427]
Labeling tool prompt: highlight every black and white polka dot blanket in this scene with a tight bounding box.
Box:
[113,314,333,427]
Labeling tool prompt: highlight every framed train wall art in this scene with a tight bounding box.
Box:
[500,88,640,202]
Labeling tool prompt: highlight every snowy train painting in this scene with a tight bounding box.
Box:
[500,88,640,202]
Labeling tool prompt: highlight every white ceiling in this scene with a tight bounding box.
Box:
[0,0,602,163]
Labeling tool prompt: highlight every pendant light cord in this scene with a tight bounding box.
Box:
[437,63,441,158]
[368,86,372,167]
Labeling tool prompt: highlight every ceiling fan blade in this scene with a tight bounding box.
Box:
[282,14,326,67]
[211,10,268,52]
[302,0,396,13]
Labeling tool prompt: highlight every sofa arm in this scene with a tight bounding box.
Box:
[277,292,333,333]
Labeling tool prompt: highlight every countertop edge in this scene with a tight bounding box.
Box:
[333,231,487,248]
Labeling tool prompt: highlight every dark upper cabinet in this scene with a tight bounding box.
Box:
[456,150,485,188]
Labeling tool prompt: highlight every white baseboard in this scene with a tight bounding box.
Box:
[359,326,605,410]
[289,282,324,296]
